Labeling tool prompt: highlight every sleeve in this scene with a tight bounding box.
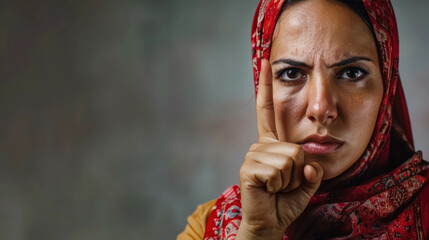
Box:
[177,199,217,240]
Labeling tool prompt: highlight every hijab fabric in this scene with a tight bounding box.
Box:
[203,0,429,239]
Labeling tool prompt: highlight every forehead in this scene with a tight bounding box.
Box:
[270,0,377,62]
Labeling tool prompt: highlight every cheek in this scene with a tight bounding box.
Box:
[273,87,307,141]
[340,75,383,132]
[341,91,382,145]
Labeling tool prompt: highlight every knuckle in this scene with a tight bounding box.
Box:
[291,145,304,160]
[244,151,252,160]
[248,143,261,152]
[280,156,293,171]
[290,145,300,156]
[244,151,261,165]
[240,158,253,174]
[239,164,250,179]
[245,150,258,161]
[267,168,279,180]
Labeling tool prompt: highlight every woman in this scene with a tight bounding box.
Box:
[178,0,429,239]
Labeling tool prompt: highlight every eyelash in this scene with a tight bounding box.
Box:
[336,67,369,82]
[275,67,306,85]
[274,66,369,84]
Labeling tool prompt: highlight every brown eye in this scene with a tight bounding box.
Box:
[278,68,306,82]
[337,67,368,81]
[286,69,299,78]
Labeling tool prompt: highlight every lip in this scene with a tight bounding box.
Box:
[299,134,344,155]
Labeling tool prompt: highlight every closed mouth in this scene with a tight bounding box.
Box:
[299,134,344,155]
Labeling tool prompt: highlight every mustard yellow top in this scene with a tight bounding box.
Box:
[177,199,217,240]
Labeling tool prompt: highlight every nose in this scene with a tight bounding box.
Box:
[305,74,338,124]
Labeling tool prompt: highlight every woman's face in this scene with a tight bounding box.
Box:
[270,0,384,179]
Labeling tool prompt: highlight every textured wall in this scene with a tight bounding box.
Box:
[392,0,429,154]
[0,0,427,239]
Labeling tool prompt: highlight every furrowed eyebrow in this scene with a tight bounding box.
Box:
[328,56,373,67]
[272,58,310,67]
[271,56,373,68]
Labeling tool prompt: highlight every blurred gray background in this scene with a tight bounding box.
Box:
[0,0,427,239]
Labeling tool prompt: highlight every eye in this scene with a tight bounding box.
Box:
[276,68,306,83]
[337,67,368,81]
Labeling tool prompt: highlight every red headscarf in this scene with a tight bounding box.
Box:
[204,0,429,239]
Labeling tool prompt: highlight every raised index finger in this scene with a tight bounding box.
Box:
[256,59,278,143]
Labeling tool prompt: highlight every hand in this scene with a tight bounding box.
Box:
[236,59,324,240]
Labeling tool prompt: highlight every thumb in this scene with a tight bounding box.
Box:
[276,162,324,228]
[300,162,324,198]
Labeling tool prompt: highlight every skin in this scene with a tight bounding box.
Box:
[237,0,384,239]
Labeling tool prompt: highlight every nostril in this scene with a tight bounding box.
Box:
[327,109,338,120]
[307,108,337,123]
[308,115,316,122]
